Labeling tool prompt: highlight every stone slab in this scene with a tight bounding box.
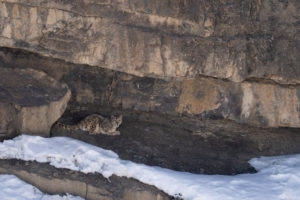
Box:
[0,159,171,200]
[0,67,71,137]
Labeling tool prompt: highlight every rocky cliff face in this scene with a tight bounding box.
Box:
[0,0,299,128]
[0,0,299,81]
[0,0,300,176]
[2,47,300,176]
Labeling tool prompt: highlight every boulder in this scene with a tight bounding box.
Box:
[0,68,71,138]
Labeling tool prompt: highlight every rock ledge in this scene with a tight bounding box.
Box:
[0,67,71,138]
[0,159,171,200]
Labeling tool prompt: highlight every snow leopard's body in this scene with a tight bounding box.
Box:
[58,114,122,135]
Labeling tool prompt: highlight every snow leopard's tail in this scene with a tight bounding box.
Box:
[55,122,78,131]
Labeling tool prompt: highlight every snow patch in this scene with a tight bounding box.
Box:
[1,135,300,200]
[0,174,83,200]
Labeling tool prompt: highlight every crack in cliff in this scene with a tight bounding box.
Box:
[0,1,89,18]
[85,181,88,199]
[1,43,299,88]
[160,35,167,78]
[242,77,300,88]
[114,21,281,44]
[1,0,206,38]
[194,73,300,88]
[0,0,288,42]
[107,73,117,107]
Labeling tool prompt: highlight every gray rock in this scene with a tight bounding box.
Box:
[0,0,299,128]
[0,0,300,176]
[1,48,300,128]
[52,110,300,175]
[0,159,171,200]
[0,68,71,137]
[2,49,300,175]
[0,0,298,82]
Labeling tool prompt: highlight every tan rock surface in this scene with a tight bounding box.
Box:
[240,82,300,127]
[0,67,71,137]
[0,0,299,128]
[2,50,300,175]
[0,0,299,82]
[2,48,300,128]
[0,159,171,200]
[177,78,222,115]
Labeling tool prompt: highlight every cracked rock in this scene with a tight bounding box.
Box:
[0,67,71,138]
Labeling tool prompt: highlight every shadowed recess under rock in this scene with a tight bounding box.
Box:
[1,47,300,175]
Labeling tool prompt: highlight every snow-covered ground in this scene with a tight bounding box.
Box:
[1,135,300,200]
[0,174,83,200]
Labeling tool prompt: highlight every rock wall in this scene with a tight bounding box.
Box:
[0,0,299,128]
[2,48,300,175]
[1,47,300,128]
[0,0,300,175]
[0,0,299,82]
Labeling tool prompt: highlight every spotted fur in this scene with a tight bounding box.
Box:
[58,114,122,135]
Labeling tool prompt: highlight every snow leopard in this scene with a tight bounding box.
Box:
[57,114,122,136]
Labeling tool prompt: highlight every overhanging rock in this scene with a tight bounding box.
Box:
[0,67,71,138]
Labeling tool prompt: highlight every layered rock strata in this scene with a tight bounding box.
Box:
[0,0,299,83]
[0,159,171,200]
[1,47,300,128]
[0,67,71,138]
[0,0,299,176]
[0,0,299,128]
[1,48,300,174]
